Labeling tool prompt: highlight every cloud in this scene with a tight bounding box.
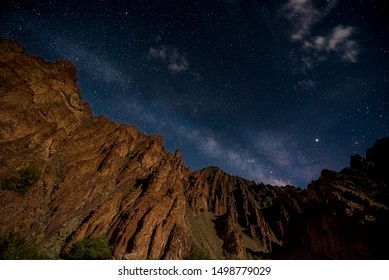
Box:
[328,25,353,50]
[328,25,359,62]
[281,0,320,41]
[281,0,360,65]
[311,35,327,51]
[149,46,189,73]
[305,25,359,63]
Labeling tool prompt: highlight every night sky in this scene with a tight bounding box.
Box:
[1,0,388,187]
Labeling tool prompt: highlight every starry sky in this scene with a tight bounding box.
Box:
[1,0,388,187]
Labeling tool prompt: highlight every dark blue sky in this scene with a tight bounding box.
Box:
[1,0,388,187]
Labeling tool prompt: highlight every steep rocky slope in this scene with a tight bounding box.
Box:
[186,167,304,259]
[287,139,389,259]
[0,39,190,259]
[0,40,388,259]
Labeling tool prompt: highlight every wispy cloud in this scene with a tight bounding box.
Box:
[281,0,360,69]
[149,46,190,74]
[281,0,320,42]
[305,25,359,63]
[328,25,359,62]
[328,25,354,50]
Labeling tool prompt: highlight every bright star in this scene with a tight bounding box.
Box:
[315,138,319,142]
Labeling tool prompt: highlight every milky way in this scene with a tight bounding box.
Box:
[1,0,388,187]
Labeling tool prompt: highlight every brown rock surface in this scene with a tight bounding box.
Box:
[1,40,388,259]
[186,167,304,259]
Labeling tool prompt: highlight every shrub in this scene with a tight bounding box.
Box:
[65,236,112,260]
[81,117,93,127]
[0,164,41,195]
[184,248,211,260]
[0,233,48,259]
[246,252,262,260]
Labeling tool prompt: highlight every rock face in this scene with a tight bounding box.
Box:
[186,167,304,259]
[287,139,389,259]
[0,40,388,259]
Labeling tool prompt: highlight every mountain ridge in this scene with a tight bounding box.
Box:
[1,39,388,259]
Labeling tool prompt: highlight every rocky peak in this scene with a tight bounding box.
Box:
[296,138,389,259]
[0,39,91,141]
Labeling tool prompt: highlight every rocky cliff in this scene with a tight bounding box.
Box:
[289,139,389,259]
[0,40,388,259]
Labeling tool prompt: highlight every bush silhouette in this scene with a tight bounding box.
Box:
[0,233,48,259]
[1,164,41,195]
[184,248,211,260]
[65,236,112,260]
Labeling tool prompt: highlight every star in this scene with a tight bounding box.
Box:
[315,139,320,143]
